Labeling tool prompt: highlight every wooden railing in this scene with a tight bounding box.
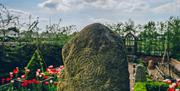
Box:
[156,62,179,79]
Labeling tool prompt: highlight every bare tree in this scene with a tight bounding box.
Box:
[45,18,76,39]
[106,22,124,36]
[124,19,136,34]
[0,3,19,42]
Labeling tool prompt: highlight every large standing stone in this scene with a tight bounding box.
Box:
[61,23,129,91]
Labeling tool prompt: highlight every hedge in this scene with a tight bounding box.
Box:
[134,81,180,91]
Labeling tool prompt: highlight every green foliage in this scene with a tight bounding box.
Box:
[138,17,180,58]
[106,17,180,59]
[134,81,180,91]
[0,43,64,76]
[146,82,169,91]
[166,17,180,59]
[26,49,46,79]
[134,82,147,91]
[134,59,145,66]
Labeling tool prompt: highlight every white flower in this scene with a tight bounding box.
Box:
[9,72,13,75]
[50,80,53,83]
[172,83,177,87]
[39,74,42,78]
[11,80,14,83]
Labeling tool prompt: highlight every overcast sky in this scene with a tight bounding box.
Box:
[1,0,180,31]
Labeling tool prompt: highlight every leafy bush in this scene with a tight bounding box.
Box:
[134,82,147,91]
[0,43,63,75]
[146,82,169,91]
[134,82,169,91]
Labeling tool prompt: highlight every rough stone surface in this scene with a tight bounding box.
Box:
[61,23,129,91]
[135,64,147,82]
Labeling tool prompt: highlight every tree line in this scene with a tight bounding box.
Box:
[106,17,180,59]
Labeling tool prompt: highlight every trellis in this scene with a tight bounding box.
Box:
[124,32,137,55]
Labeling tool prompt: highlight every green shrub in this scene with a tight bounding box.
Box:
[134,82,147,91]
[146,82,169,91]
[134,81,170,91]
[0,43,63,76]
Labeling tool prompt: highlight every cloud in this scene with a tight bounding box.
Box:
[8,9,48,28]
[38,0,71,11]
[38,0,149,12]
[7,9,31,25]
[88,17,114,24]
[152,0,180,13]
[9,9,30,18]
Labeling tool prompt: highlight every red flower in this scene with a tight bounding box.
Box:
[50,68,57,74]
[51,68,56,72]
[22,80,28,83]
[177,79,180,83]
[21,82,28,87]
[175,82,179,88]
[167,88,175,91]
[13,67,19,74]
[44,81,49,85]
[6,78,11,82]
[54,82,58,86]
[34,80,40,85]
[32,79,36,82]
[46,68,50,72]
[43,75,49,79]
[21,80,29,87]
[28,80,33,84]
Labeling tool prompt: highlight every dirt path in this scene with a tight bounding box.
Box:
[128,62,135,91]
